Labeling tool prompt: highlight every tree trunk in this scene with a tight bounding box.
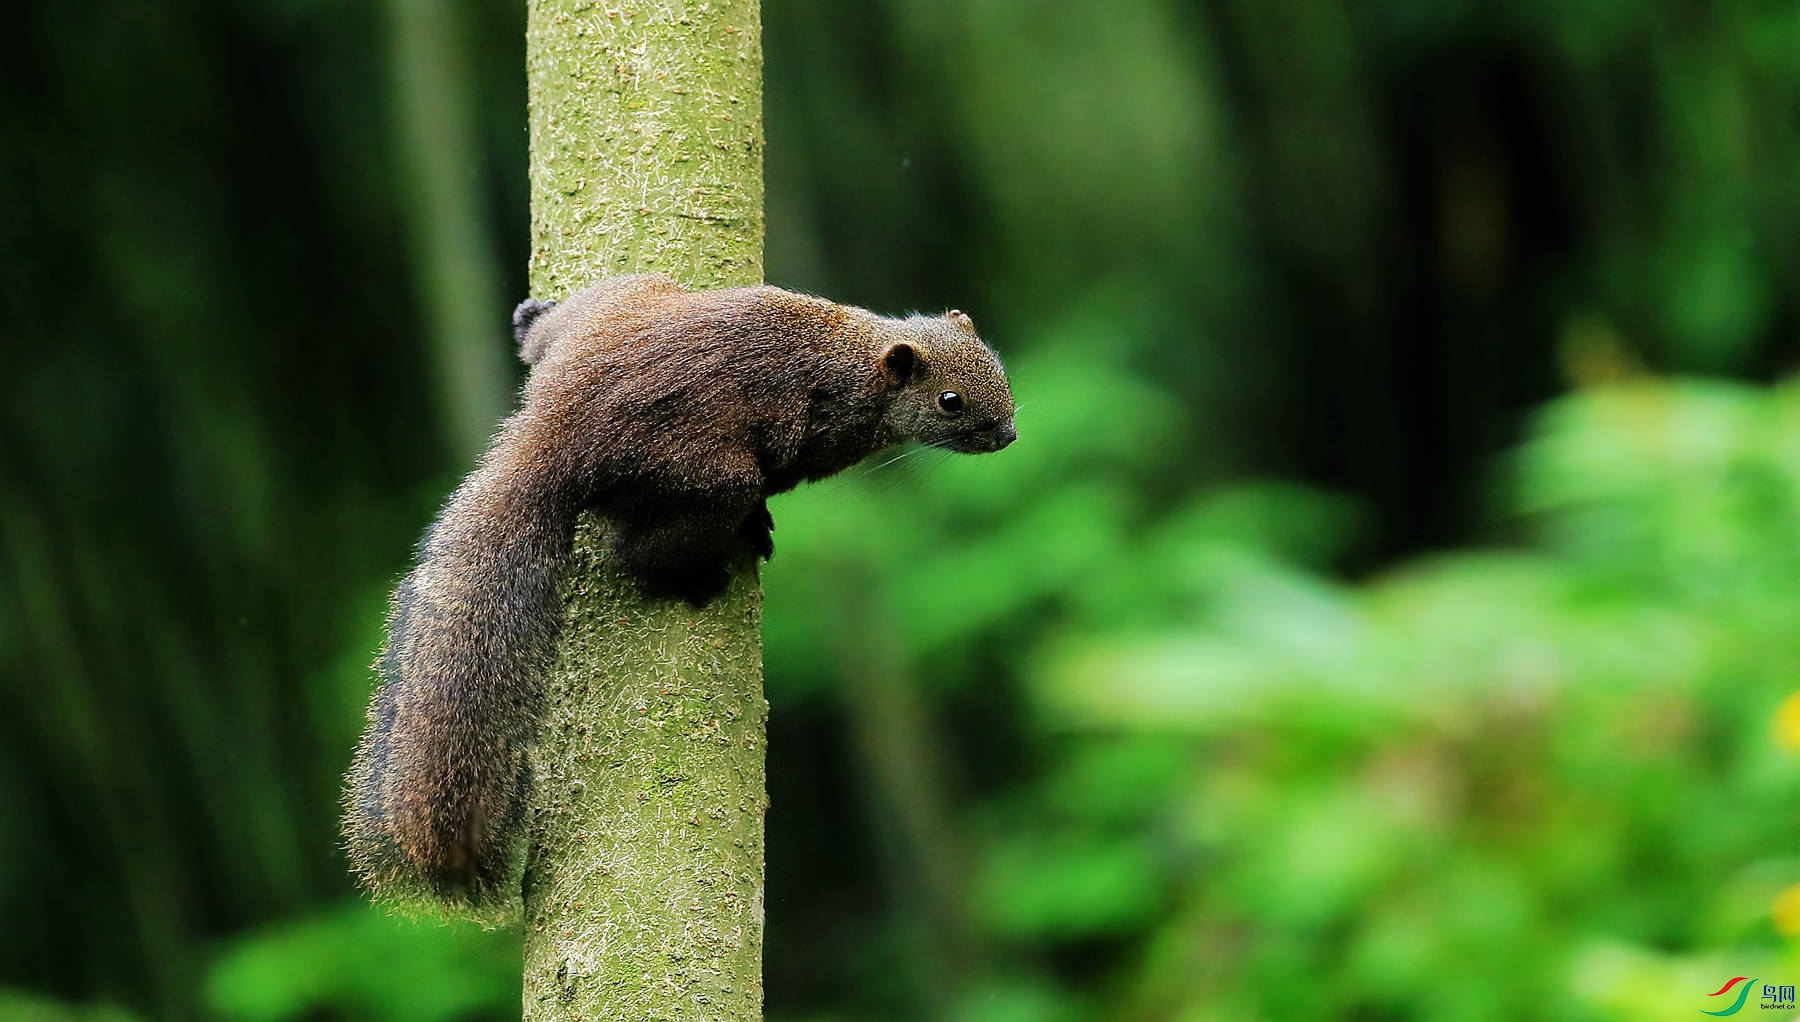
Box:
[519,2,765,1019]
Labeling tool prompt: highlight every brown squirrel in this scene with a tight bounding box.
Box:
[344,274,1016,906]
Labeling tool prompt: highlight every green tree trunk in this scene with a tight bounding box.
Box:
[519,2,765,1019]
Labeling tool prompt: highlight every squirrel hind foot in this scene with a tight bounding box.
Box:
[513,298,558,363]
[607,510,755,606]
[634,560,733,608]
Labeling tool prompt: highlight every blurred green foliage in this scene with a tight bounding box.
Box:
[206,904,517,1022]
[763,324,1800,1022]
[5,0,1800,1020]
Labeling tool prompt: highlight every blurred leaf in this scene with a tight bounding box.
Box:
[951,977,1087,1022]
[891,482,1134,656]
[205,902,517,1022]
[974,834,1164,939]
[1038,738,1190,826]
[0,992,143,1022]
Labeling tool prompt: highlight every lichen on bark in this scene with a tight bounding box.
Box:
[526,0,764,294]
[520,1,766,1019]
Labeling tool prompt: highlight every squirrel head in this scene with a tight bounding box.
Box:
[878,310,1016,453]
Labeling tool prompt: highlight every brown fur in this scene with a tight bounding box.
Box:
[345,274,1015,906]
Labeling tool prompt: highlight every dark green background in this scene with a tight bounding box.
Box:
[6,2,1800,1020]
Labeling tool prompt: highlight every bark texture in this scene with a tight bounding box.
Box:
[521,1,766,1019]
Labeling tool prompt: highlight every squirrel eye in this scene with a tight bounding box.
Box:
[937,391,965,415]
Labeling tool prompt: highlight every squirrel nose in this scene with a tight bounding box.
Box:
[994,421,1017,449]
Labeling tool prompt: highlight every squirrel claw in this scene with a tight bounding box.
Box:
[742,505,775,561]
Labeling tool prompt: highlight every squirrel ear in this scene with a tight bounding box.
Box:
[947,309,976,334]
[881,342,918,386]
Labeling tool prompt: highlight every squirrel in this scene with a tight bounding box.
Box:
[343,274,1016,906]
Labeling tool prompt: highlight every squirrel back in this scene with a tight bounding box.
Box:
[345,275,1015,907]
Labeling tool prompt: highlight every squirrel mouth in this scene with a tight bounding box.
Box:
[944,421,1017,453]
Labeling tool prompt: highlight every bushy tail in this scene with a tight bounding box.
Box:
[343,457,573,908]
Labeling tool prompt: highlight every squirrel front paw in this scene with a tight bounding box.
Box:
[741,503,775,561]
